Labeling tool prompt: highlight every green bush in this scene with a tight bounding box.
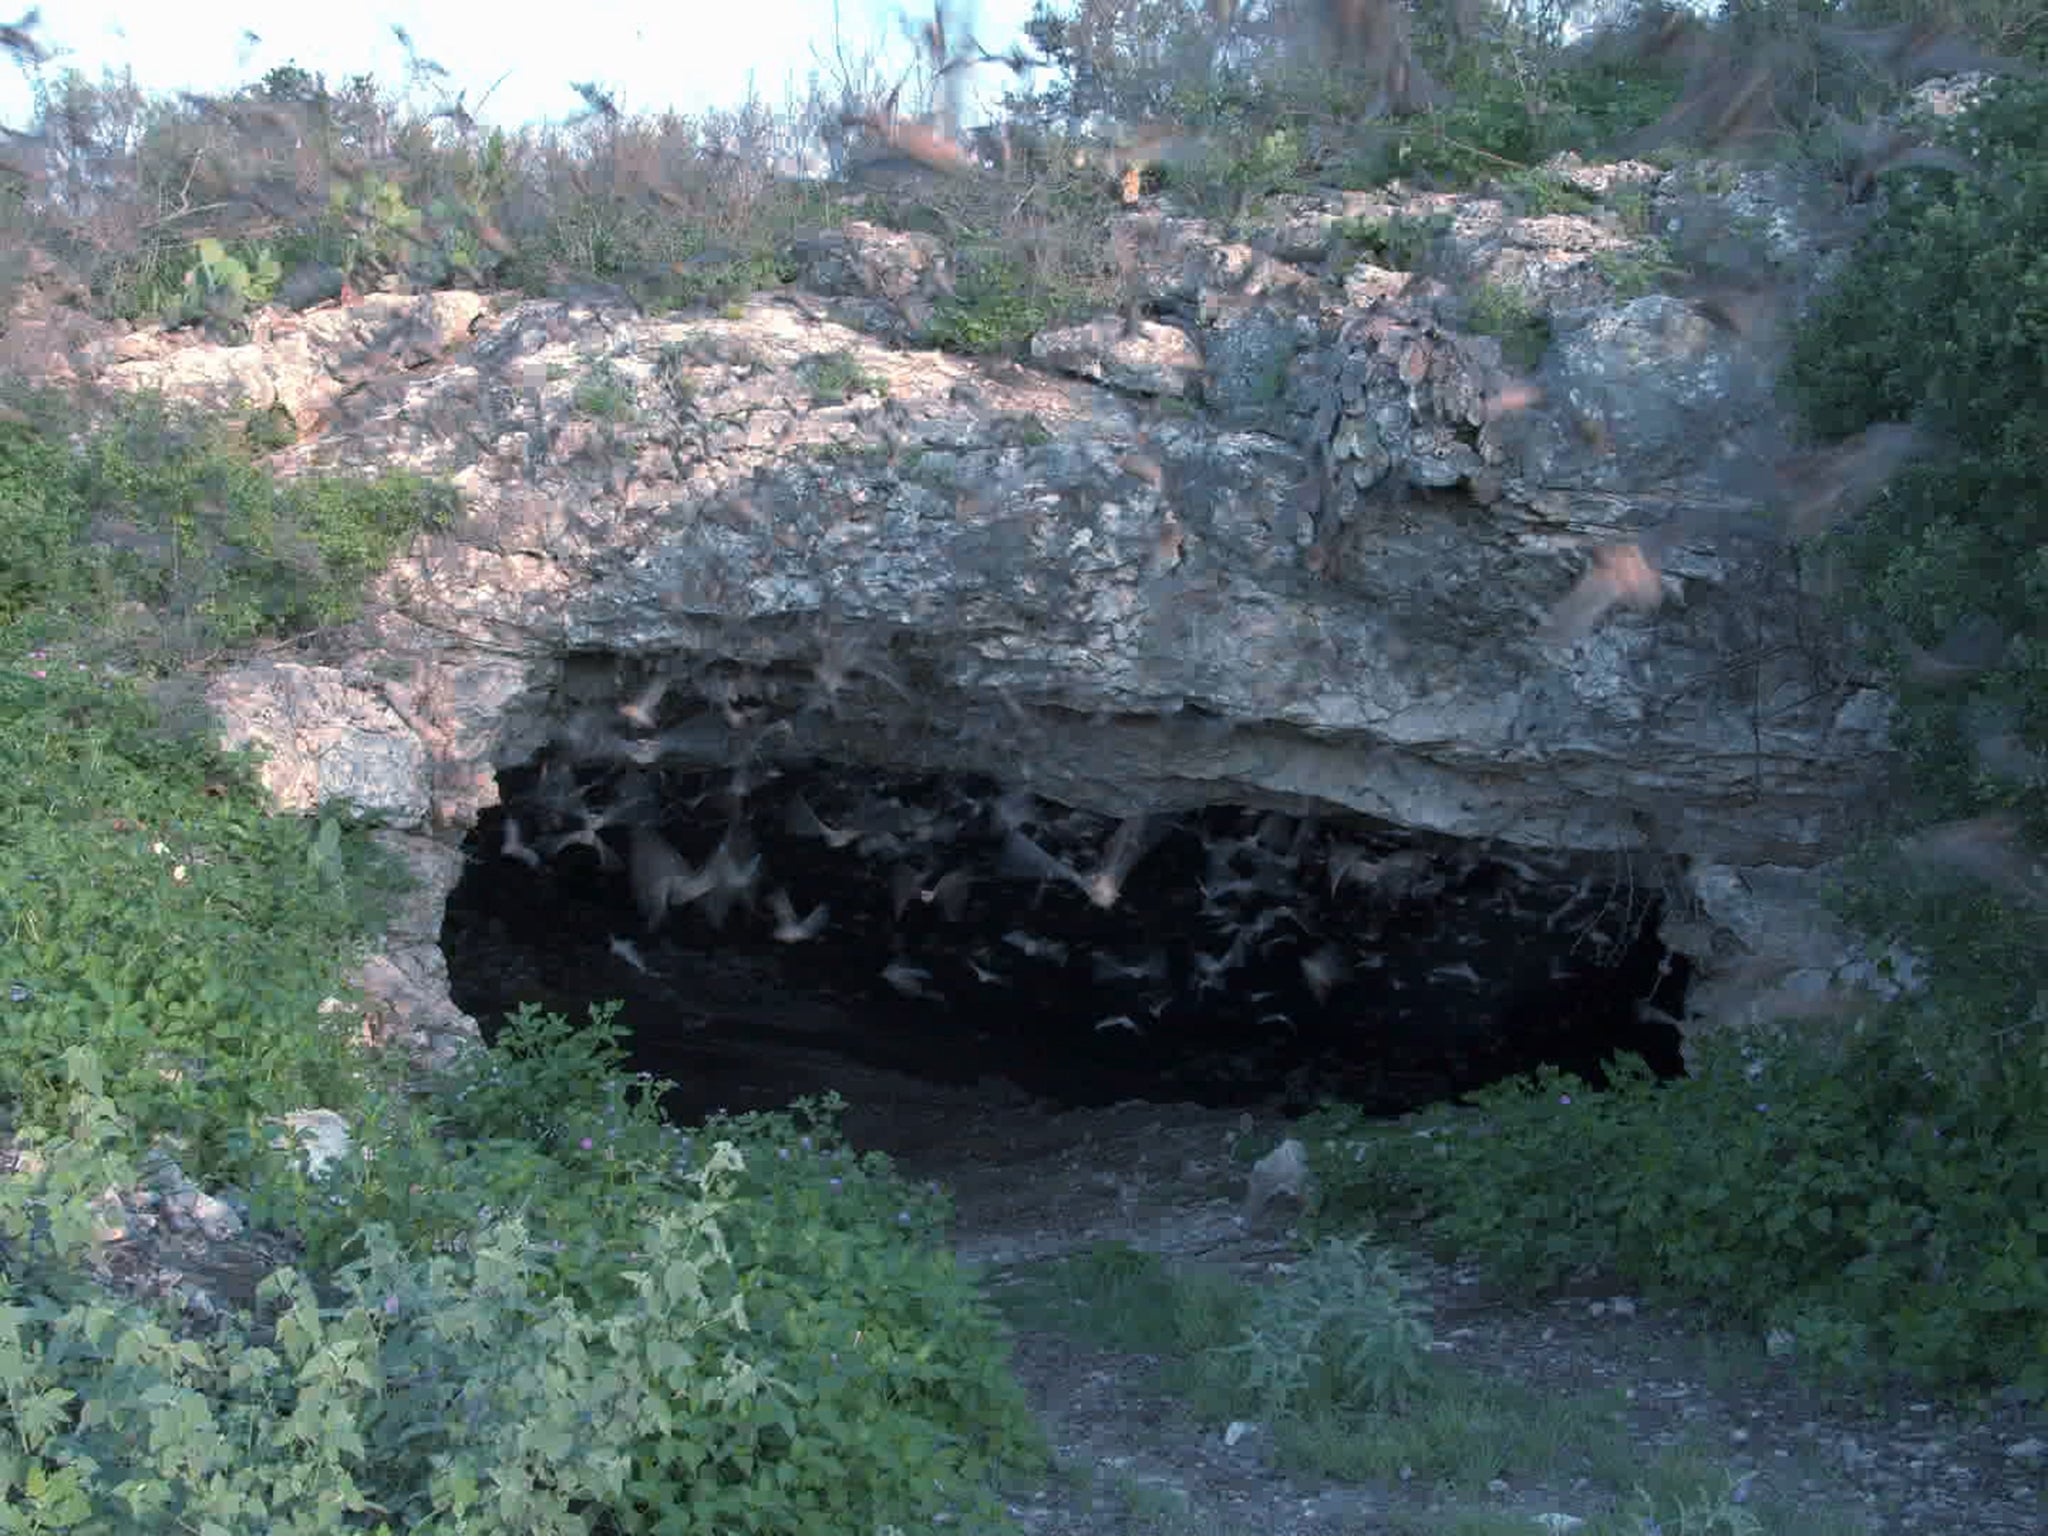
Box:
[0,419,82,628]
[802,350,887,406]
[570,360,637,420]
[1338,210,1452,272]
[137,237,287,334]
[1293,67,2048,1405]
[989,1239,1250,1362]
[249,1004,1048,1534]
[0,394,454,663]
[1462,281,1553,369]
[1167,121,1312,219]
[1327,38,1685,190]
[1302,1030,2048,1394]
[641,246,797,313]
[1785,75,2048,836]
[2,1049,1037,1535]
[0,662,403,1177]
[1213,1236,1432,1419]
[0,377,1050,1531]
[927,249,1067,356]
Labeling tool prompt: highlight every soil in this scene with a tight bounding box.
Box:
[818,1054,2048,1536]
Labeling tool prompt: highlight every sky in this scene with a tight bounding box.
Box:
[0,1,1048,135]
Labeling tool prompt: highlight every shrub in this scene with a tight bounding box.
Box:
[0,393,455,665]
[1293,66,2048,1404]
[1,1051,989,1534]
[927,249,1064,356]
[802,349,887,405]
[1462,281,1553,369]
[2,368,1049,1527]
[570,360,637,420]
[254,1003,1048,1533]
[990,1240,1249,1362]
[1167,121,1311,220]
[146,237,285,336]
[1784,74,2048,838]
[1302,1030,2048,1395]
[0,661,404,1178]
[4,1019,1048,1535]
[1212,1235,1433,1419]
[1338,210,1453,273]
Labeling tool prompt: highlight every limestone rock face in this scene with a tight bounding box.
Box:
[97,291,487,434]
[65,166,1914,1058]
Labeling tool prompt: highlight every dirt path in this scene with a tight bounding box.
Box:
[830,1078,2047,1536]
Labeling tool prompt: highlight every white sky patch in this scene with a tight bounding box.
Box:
[1,1,1044,134]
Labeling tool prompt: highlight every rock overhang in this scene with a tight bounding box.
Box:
[125,175,1908,1064]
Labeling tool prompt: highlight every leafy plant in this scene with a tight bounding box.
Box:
[1341,211,1453,274]
[1496,166,1599,216]
[1212,1235,1433,1418]
[989,1240,1248,1361]
[654,247,796,312]
[254,1004,1050,1528]
[0,392,454,665]
[1591,237,1682,298]
[1462,281,1553,369]
[326,171,427,276]
[244,402,299,453]
[0,663,405,1178]
[803,349,887,405]
[160,237,283,332]
[1172,123,1311,219]
[927,249,1064,356]
[571,359,636,419]
[4,1012,1048,1535]
[1784,72,2048,837]
[1302,1026,2048,1395]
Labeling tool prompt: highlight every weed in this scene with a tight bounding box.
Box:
[0,667,407,1173]
[1607,184,1656,238]
[243,403,298,453]
[652,340,697,403]
[1341,212,1454,274]
[159,237,283,332]
[1174,124,1310,219]
[988,1241,1247,1361]
[570,359,636,420]
[1497,168,1600,217]
[2,1047,1046,1534]
[803,349,887,405]
[1301,1023,2048,1395]
[1624,1471,1766,1534]
[1462,282,1553,370]
[1591,239,1683,299]
[1209,1236,1432,1418]
[1,393,452,665]
[928,248,1086,356]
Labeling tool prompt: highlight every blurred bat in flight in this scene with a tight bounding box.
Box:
[1,9,45,64]
[1776,421,1924,539]
[1539,420,1926,642]
[1900,814,2048,910]
[1819,20,2044,85]
[840,111,979,176]
[1536,538,1670,645]
[999,815,1162,909]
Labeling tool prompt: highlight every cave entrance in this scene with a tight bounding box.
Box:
[439,752,1689,1130]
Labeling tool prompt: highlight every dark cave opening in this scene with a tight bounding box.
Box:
[439,751,1691,1127]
